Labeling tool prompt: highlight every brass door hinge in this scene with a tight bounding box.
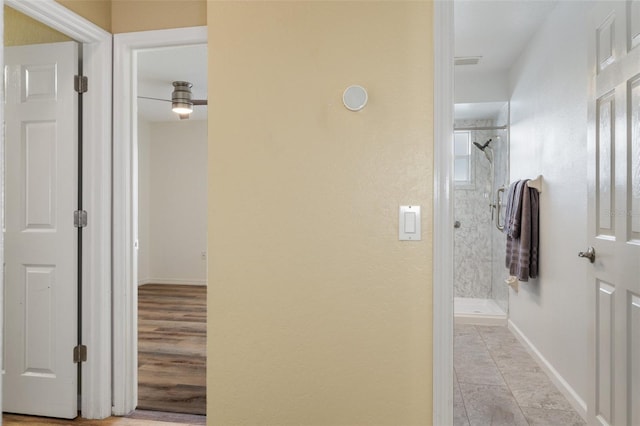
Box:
[74,75,88,94]
[73,345,87,363]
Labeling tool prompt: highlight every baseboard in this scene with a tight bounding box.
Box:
[138,278,206,286]
[454,314,507,326]
[507,319,587,421]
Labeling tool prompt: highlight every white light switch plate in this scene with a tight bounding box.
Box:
[399,205,421,241]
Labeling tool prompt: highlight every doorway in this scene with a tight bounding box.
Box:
[112,26,208,417]
[136,44,207,415]
[450,1,588,424]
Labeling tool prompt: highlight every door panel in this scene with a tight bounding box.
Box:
[596,281,615,424]
[588,2,640,425]
[24,121,57,228]
[3,41,79,419]
[597,92,615,237]
[630,293,640,425]
[629,77,640,241]
[597,13,616,73]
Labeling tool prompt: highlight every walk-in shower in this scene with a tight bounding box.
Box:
[453,102,509,324]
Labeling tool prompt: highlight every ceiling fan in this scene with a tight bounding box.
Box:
[138,81,207,120]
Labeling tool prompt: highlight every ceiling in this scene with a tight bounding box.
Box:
[455,0,557,73]
[137,44,207,122]
[454,102,507,121]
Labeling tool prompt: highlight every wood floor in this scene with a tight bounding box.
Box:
[3,410,206,425]
[138,284,206,416]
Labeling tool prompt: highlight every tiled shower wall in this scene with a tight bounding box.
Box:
[454,112,509,311]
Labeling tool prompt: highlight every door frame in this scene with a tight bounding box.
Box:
[112,26,207,415]
[432,1,454,425]
[1,0,112,419]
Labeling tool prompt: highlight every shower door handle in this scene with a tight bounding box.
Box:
[495,187,505,231]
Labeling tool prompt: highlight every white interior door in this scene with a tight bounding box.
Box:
[3,41,79,419]
[588,2,640,425]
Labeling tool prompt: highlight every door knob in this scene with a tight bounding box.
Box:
[578,246,596,263]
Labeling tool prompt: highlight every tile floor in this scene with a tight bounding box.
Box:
[454,324,586,426]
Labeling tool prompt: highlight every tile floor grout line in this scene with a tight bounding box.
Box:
[454,364,472,426]
[476,325,533,426]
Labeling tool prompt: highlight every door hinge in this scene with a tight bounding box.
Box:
[73,345,87,363]
[74,75,88,94]
[74,210,88,228]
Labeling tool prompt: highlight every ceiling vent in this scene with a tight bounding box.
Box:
[454,56,482,66]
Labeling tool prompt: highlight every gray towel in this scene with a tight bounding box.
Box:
[504,180,527,239]
[529,187,539,278]
[505,181,539,281]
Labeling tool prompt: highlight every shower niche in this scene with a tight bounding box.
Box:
[453,101,509,323]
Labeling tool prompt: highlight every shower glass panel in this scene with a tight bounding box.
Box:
[453,102,509,321]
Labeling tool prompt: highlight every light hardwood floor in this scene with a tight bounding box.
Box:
[3,410,205,425]
[138,284,206,415]
[2,410,206,426]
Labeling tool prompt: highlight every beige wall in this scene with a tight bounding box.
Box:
[111,0,205,33]
[207,2,434,424]
[54,0,206,34]
[5,6,72,46]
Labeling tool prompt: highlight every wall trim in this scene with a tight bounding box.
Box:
[0,4,4,416]
[432,1,455,425]
[138,279,207,286]
[508,320,588,420]
[2,0,112,419]
[113,26,208,416]
[5,0,107,41]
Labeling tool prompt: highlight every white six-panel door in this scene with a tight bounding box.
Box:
[588,2,640,425]
[3,41,79,419]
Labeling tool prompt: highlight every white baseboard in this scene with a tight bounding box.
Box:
[138,278,206,286]
[507,319,587,421]
[455,314,507,326]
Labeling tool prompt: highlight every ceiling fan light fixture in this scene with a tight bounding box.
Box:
[172,103,193,115]
[171,81,194,115]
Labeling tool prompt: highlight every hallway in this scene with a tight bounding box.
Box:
[454,324,584,426]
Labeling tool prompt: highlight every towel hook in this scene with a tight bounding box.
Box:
[527,175,543,193]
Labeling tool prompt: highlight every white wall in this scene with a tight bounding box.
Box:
[455,69,509,104]
[138,119,207,285]
[138,118,152,283]
[508,1,589,413]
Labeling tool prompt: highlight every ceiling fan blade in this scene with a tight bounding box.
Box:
[192,99,208,106]
[138,96,172,103]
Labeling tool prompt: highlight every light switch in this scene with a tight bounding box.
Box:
[399,205,421,241]
[404,212,416,233]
